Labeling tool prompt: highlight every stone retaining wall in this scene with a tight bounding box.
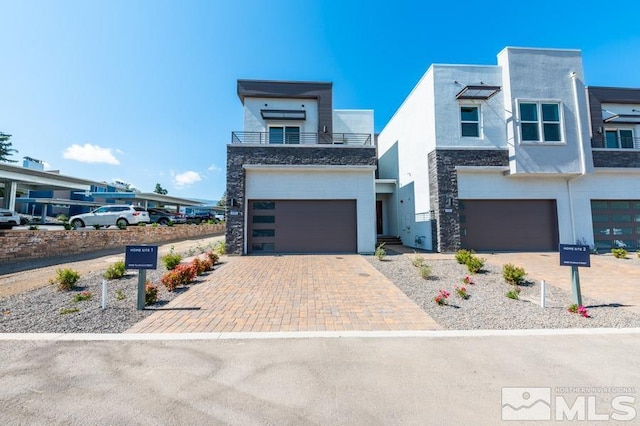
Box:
[0,224,225,265]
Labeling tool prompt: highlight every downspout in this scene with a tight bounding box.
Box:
[567,71,588,243]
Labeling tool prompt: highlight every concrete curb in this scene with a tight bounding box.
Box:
[2,327,640,341]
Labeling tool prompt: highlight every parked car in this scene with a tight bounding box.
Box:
[147,208,186,225]
[0,208,21,229]
[185,211,225,224]
[69,205,150,228]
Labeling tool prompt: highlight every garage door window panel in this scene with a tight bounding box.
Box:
[253,215,275,223]
[252,229,275,237]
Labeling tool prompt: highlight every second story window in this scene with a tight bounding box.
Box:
[269,126,300,144]
[605,129,635,149]
[519,102,562,142]
[460,106,480,137]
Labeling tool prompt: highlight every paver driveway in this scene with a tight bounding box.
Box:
[126,255,440,333]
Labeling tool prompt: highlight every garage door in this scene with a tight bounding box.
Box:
[591,200,640,251]
[248,200,357,254]
[459,200,559,251]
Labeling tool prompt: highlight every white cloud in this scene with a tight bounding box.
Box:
[174,170,202,188]
[63,144,120,165]
[208,163,222,172]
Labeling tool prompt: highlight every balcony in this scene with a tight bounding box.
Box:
[231,131,372,146]
[593,135,640,150]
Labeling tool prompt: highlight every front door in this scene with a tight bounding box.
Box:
[376,200,383,235]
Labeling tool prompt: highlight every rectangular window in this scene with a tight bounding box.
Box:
[519,102,562,142]
[252,215,275,223]
[252,201,275,210]
[252,243,275,252]
[592,214,609,222]
[460,106,480,137]
[269,126,300,144]
[605,129,635,149]
[252,229,275,237]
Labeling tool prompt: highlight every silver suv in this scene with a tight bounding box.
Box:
[69,205,150,229]
[0,208,21,229]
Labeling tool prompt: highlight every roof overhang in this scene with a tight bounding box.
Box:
[72,191,205,206]
[0,163,92,191]
[603,114,640,124]
[456,85,501,100]
[260,109,306,120]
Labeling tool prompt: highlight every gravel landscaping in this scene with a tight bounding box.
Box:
[365,249,640,330]
[0,248,226,333]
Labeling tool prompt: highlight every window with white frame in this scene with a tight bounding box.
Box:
[605,129,635,149]
[268,126,300,144]
[460,105,480,137]
[519,102,562,142]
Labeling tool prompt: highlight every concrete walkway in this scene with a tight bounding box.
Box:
[126,255,441,333]
[481,251,640,313]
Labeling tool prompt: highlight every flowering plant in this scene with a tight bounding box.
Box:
[461,275,475,285]
[454,286,469,299]
[434,289,450,305]
[568,304,590,318]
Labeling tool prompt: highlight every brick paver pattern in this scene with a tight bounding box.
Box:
[126,255,441,333]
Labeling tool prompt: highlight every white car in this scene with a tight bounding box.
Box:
[0,208,21,229]
[69,205,150,229]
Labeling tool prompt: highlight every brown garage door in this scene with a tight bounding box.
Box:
[459,200,559,251]
[248,200,357,254]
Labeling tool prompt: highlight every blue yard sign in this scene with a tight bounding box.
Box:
[559,244,590,267]
[125,245,158,270]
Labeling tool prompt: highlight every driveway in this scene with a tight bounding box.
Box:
[126,255,441,333]
[482,251,640,313]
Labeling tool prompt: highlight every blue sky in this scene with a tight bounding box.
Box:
[2,0,640,201]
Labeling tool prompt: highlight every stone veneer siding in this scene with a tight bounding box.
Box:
[226,145,377,255]
[592,151,640,168]
[428,149,509,252]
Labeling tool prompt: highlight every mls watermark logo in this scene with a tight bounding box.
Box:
[502,387,551,420]
[502,387,637,421]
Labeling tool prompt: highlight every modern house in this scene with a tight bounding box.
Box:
[377,47,640,252]
[226,80,377,254]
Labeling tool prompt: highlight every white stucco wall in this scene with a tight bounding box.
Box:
[243,97,319,134]
[497,47,592,175]
[333,110,374,145]
[244,166,376,253]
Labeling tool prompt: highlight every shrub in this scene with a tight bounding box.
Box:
[411,255,425,267]
[568,303,590,318]
[455,249,473,265]
[63,223,74,230]
[56,214,69,223]
[375,243,386,261]
[465,255,484,274]
[72,291,92,303]
[104,260,127,280]
[200,257,214,271]
[205,251,219,265]
[505,287,521,300]
[503,263,526,285]
[138,222,147,227]
[418,264,432,279]
[162,247,182,270]
[433,289,450,305]
[461,275,475,285]
[93,224,102,230]
[191,257,207,275]
[115,289,126,301]
[145,281,159,306]
[161,264,197,291]
[28,225,39,231]
[454,286,469,299]
[612,248,628,259]
[213,241,226,255]
[60,307,79,315]
[50,268,81,291]
[151,222,159,228]
[117,222,127,230]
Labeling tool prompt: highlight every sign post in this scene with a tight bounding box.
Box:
[125,245,158,310]
[559,244,590,306]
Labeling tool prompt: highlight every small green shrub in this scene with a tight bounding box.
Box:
[187,248,196,256]
[56,214,69,223]
[138,222,147,227]
[375,243,386,260]
[465,256,484,274]
[104,260,127,280]
[418,264,432,279]
[72,291,92,303]
[162,247,182,270]
[612,248,628,259]
[505,287,521,300]
[60,307,79,315]
[145,281,159,306]
[455,249,473,265]
[167,221,174,227]
[151,222,159,228]
[502,263,526,285]
[50,268,81,291]
[28,225,39,231]
[115,289,126,301]
[93,224,102,230]
[63,223,74,230]
[117,222,127,230]
[411,255,425,267]
[213,241,226,255]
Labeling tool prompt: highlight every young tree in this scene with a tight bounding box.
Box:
[0,133,18,163]
[217,191,227,206]
[154,183,168,195]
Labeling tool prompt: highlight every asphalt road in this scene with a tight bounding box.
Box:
[1,330,639,425]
